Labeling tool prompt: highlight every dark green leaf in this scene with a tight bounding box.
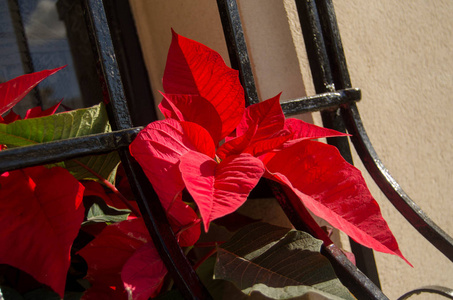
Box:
[0,103,120,183]
[83,197,130,225]
[214,223,355,300]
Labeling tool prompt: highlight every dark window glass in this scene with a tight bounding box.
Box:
[0,0,102,117]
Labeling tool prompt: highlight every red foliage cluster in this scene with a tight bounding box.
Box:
[0,30,409,300]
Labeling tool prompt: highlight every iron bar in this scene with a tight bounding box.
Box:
[295,0,382,288]
[217,0,259,105]
[82,0,211,298]
[218,0,387,298]
[315,0,453,263]
[281,88,360,116]
[7,0,42,107]
[397,285,453,300]
[0,128,140,173]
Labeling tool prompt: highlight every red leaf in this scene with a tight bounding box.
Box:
[129,120,203,245]
[244,129,293,157]
[232,94,293,157]
[0,66,65,115]
[166,199,201,247]
[129,119,215,209]
[236,93,285,141]
[82,181,139,215]
[281,118,349,148]
[159,92,223,145]
[0,166,84,296]
[78,219,151,299]
[24,99,62,119]
[163,30,244,140]
[122,242,167,300]
[265,141,411,265]
[179,151,265,231]
[0,110,20,124]
[217,122,257,160]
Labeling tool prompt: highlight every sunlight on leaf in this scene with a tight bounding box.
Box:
[265,140,410,265]
[0,103,120,183]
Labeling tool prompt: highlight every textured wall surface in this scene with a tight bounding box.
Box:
[131,1,453,298]
[331,1,453,299]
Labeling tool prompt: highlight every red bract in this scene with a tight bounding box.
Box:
[0,66,65,116]
[180,151,264,231]
[264,140,411,265]
[130,31,409,264]
[163,30,244,143]
[82,181,140,217]
[0,166,84,297]
[78,219,167,300]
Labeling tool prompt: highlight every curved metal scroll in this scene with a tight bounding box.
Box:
[398,285,453,300]
[312,0,453,262]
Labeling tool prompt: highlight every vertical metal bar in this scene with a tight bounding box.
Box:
[81,0,211,298]
[217,0,259,105]
[102,0,158,127]
[295,0,382,287]
[7,0,42,107]
[218,0,387,298]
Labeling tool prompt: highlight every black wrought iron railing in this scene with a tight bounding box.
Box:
[1,0,452,299]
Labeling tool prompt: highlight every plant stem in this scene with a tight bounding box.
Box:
[74,160,141,217]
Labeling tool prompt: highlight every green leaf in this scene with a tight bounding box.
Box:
[214,222,355,300]
[83,197,131,225]
[0,103,120,183]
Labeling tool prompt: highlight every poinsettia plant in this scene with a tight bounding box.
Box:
[0,30,410,300]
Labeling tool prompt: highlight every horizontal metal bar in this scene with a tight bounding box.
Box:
[281,88,361,116]
[0,127,141,173]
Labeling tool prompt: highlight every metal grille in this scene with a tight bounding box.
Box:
[1,0,452,299]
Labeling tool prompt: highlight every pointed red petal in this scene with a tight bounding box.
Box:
[265,141,410,265]
[236,93,285,141]
[0,66,65,115]
[24,99,62,119]
[0,166,84,296]
[163,31,244,139]
[180,151,265,231]
[281,118,350,148]
[122,242,167,300]
[160,93,223,145]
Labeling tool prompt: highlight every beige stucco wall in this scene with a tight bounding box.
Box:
[329,1,453,299]
[130,0,453,298]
